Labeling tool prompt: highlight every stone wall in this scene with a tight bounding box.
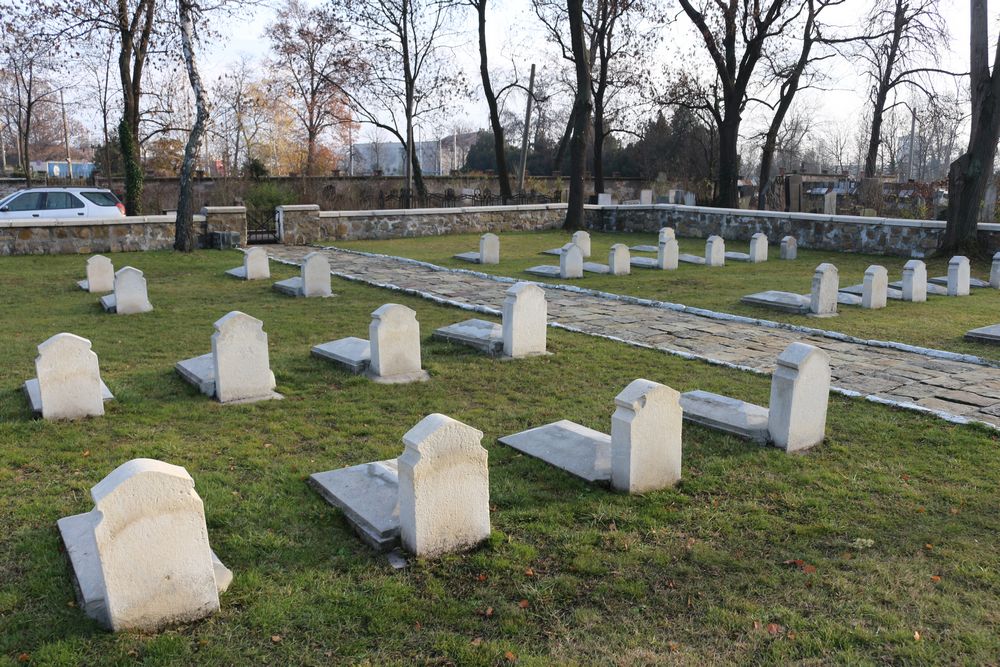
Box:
[278,204,566,245]
[0,207,246,256]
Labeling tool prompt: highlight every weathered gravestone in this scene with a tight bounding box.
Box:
[862,265,888,309]
[499,379,682,492]
[780,236,797,260]
[78,255,114,293]
[991,252,1000,289]
[273,251,332,297]
[901,260,928,302]
[100,266,153,315]
[433,282,548,358]
[608,244,631,275]
[57,458,232,631]
[309,414,490,556]
[572,230,591,257]
[947,256,970,296]
[680,342,829,452]
[454,233,500,265]
[175,311,281,403]
[639,189,653,205]
[226,246,270,280]
[705,235,726,267]
[526,243,584,279]
[23,333,114,420]
[725,233,768,263]
[597,193,613,205]
[810,263,839,316]
[740,263,840,315]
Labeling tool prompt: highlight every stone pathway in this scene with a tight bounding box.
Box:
[267,245,1000,430]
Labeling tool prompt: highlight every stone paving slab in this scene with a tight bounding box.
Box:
[265,245,1000,430]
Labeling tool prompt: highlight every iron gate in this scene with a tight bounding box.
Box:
[247,207,279,244]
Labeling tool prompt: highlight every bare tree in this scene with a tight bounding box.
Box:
[269,0,352,177]
[467,0,513,200]
[565,0,591,228]
[943,0,1000,252]
[174,0,208,251]
[82,37,119,187]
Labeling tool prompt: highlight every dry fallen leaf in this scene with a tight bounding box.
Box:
[17,653,30,663]
[950,507,960,515]
[930,575,942,583]
[476,573,487,582]
[767,623,782,635]
[270,635,282,644]
[924,544,934,550]
[504,650,518,662]
[471,637,482,647]
[787,631,797,640]
[414,622,422,630]
[484,607,494,618]
[753,621,761,630]
[668,641,679,652]
[518,599,530,609]
[82,450,90,457]
[802,564,817,574]
[524,567,535,577]
[917,507,926,513]
[914,631,921,641]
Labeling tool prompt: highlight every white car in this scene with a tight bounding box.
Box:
[0,188,126,219]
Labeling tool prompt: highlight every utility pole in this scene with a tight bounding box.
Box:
[60,90,73,179]
[518,64,536,193]
[906,106,916,181]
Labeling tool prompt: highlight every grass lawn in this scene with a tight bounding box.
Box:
[333,230,1000,359]
[2,250,999,665]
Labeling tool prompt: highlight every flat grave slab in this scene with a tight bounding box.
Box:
[525,265,561,278]
[889,280,948,295]
[272,277,303,297]
[678,254,706,265]
[309,460,400,551]
[23,378,114,415]
[99,294,116,312]
[453,251,482,263]
[630,245,658,253]
[840,284,904,300]
[679,390,770,443]
[740,290,810,314]
[630,257,659,269]
[311,337,371,373]
[965,324,1000,344]
[498,419,611,483]
[837,292,863,306]
[175,353,217,396]
[928,276,990,288]
[725,252,751,262]
[433,319,503,355]
[77,279,112,292]
[224,266,248,279]
[541,244,571,256]
[582,262,610,274]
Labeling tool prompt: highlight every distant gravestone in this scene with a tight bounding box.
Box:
[990,251,1000,289]
[56,458,232,631]
[823,191,837,215]
[780,236,797,260]
[862,265,888,309]
[705,235,725,267]
[27,333,110,420]
[301,252,332,297]
[810,263,839,316]
[503,283,547,358]
[639,189,653,205]
[749,233,768,263]
[767,343,830,452]
[902,259,927,302]
[948,256,970,296]
[659,227,675,242]
[245,247,270,280]
[597,193,613,205]
[398,414,490,557]
[610,379,682,493]
[369,304,428,382]
[608,244,631,275]
[683,192,696,206]
[105,267,153,315]
[480,233,500,265]
[213,312,278,403]
[560,244,584,278]
[572,231,591,257]
[79,255,114,293]
[659,237,679,270]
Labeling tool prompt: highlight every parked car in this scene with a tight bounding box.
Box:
[0,188,126,219]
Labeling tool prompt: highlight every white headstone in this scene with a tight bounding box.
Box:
[608,244,631,275]
[560,243,584,278]
[610,379,682,493]
[823,191,837,215]
[862,265,888,309]
[947,256,970,296]
[683,192,696,206]
[597,193,612,205]
[902,259,927,302]
[35,333,105,420]
[571,230,591,257]
[502,282,547,358]
[369,304,423,379]
[62,459,228,631]
[658,227,675,242]
[639,189,653,205]
[658,238,679,270]
[749,232,768,263]
[990,251,1000,289]
[767,343,830,452]
[301,252,332,297]
[398,414,490,557]
[212,311,276,403]
[705,235,725,267]
[85,255,114,292]
[114,267,153,315]
[780,236,797,260]
[479,233,500,265]
[810,263,838,316]
[244,247,270,280]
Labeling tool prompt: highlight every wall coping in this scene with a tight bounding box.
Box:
[201,206,246,213]
[317,203,566,219]
[0,214,184,229]
[277,204,320,212]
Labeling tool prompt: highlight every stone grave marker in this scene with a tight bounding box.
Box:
[862,265,888,309]
[947,256,970,296]
[901,260,927,302]
[810,263,839,316]
[597,193,613,205]
[433,282,548,358]
[780,236,797,260]
[369,304,429,383]
[572,230,591,257]
[23,333,113,420]
[683,192,696,206]
[78,255,114,293]
[226,247,270,280]
[991,251,1000,289]
[57,458,232,631]
[560,243,584,278]
[273,251,332,297]
[608,244,631,275]
[455,233,500,264]
[705,235,726,267]
[100,266,153,315]
[639,189,653,205]
[749,233,768,263]
[823,191,837,215]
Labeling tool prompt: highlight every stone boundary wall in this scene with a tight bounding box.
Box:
[278,204,566,245]
[0,207,246,255]
[593,205,1000,258]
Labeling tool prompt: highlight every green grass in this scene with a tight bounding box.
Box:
[334,230,1000,359]
[1,250,999,665]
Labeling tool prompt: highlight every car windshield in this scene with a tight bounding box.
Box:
[80,191,120,206]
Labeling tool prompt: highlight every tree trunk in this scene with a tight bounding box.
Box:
[476,0,512,200]
[592,98,605,194]
[565,0,592,229]
[553,105,576,174]
[717,112,740,208]
[175,0,209,252]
